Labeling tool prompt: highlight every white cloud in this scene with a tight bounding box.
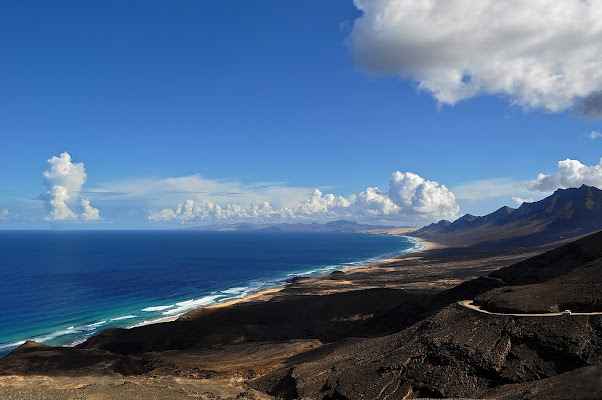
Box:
[295,189,352,218]
[90,174,313,210]
[149,171,459,224]
[349,0,602,116]
[41,152,100,221]
[149,199,280,222]
[45,184,77,220]
[0,207,17,221]
[512,196,534,205]
[528,158,602,191]
[361,171,459,218]
[452,178,530,201]
[354,186,399,217]
[590,131,602,140]
[80,198,100,221]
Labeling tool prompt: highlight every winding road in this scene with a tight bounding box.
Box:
[458,300,602,317]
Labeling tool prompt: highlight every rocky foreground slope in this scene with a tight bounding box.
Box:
[475,230,602,314]
[250,231,602,399]
[252,305,602,399]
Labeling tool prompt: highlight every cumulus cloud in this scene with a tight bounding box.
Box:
[512,196,534,205]
[41,152,100,221]
[149,199,279,222]
[294,189,352,218]
[528,159,602,192]
[349,0,602,115]
[149,171,459,224]
[590,131,602,140]
[0,207,17,221]
[80,198,100,221]
[389,172,458,216]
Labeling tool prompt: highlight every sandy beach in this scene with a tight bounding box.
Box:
[190,235,438,312]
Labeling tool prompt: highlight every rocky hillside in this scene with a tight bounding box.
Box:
[475,230,602,314]
[414,185,602,247]
[252,305,602,399]
[252,230,602,399]
[3,228,602,399]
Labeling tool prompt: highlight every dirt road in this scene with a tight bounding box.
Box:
[458,300,602,317]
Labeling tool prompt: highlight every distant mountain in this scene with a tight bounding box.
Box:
[189,220,400,233]
[413,185,602,247]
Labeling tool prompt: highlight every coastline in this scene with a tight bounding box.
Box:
[0,234,559,399]
[124,288,290,329]
[183,235,436,314]
[201,286,286,311]
[85,235,434,332]
[103,235,436,325]
[1,232,427,355]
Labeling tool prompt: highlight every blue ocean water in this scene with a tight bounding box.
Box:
[0,230,422,356]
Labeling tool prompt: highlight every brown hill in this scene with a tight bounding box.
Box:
[252,305,602,399]
[475,230,602,314]
[414,185,602,247]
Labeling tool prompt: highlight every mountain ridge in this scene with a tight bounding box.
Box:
[413,185,602,247]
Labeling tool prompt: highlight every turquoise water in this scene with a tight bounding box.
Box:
[0,230,422,356]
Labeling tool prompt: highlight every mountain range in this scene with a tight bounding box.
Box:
[413,185,602,247]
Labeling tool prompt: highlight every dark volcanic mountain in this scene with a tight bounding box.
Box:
[413,185,602,247]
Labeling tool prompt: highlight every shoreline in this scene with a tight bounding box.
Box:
[192,235,436,313]
[2,233,431,354]
[99,235,436,327]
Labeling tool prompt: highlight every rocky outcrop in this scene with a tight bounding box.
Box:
[253,305,602,399]
[476,230,602,314]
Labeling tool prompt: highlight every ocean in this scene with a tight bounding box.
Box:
[0,230,422,356]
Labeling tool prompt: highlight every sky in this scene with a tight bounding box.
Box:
[1,0,602,229]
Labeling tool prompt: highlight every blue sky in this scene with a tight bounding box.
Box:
[1,0,602,228]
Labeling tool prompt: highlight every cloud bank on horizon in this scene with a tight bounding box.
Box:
[0,208,17,221]
[349,0,602,117]
[18,153,602,226]
[148,171,460,224]
[529,159,602,192]
[41,152,100,221]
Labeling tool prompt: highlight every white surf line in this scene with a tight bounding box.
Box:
[458,300,602,317]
